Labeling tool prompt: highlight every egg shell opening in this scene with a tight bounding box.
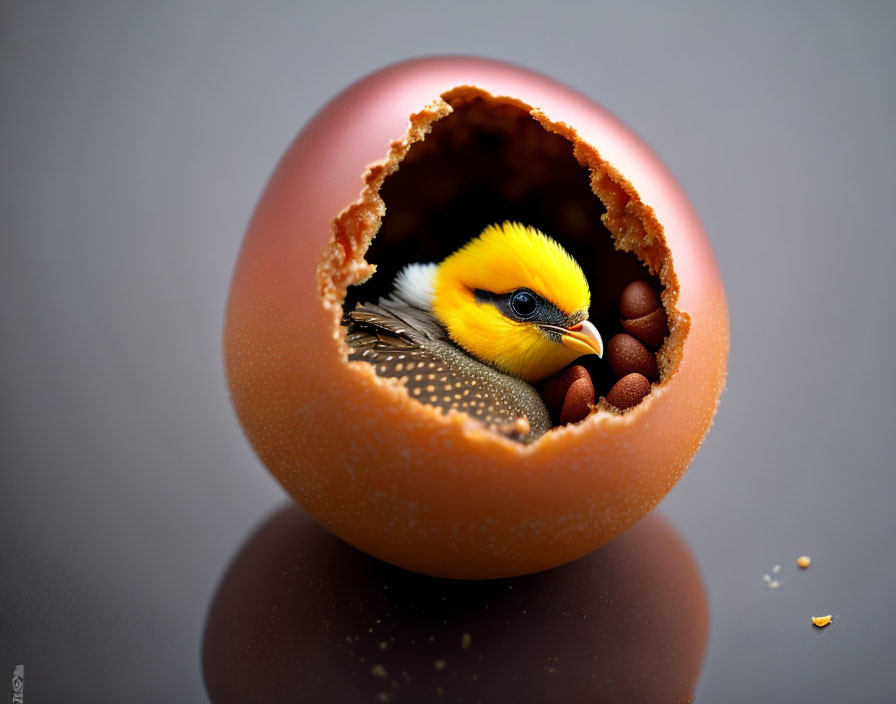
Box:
[224,57,729,578]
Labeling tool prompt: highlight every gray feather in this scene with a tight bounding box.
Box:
[344,298,551,442]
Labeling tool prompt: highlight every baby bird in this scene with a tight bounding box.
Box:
[344,222,603,441]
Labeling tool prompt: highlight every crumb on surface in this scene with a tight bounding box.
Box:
[812,615,832,628]
[798,555,811,569]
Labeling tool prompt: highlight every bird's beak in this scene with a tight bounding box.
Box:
[561,320,603,358]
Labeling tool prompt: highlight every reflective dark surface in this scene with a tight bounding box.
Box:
[2,3,896,702]
[203,507,707,703]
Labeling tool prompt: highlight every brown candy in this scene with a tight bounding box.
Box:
[558,378,595,425]
[539,364,595,426]
[620,281,668,349]
[621,309,668,349]
[606,373,651,410]
[620,281,661,319]
[607,334,659,381]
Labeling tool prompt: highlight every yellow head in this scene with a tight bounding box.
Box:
[432,222,603,382]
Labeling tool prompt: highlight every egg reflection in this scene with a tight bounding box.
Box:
[202,506,708,703]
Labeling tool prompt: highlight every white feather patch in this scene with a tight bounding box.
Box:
[393,262,437,310]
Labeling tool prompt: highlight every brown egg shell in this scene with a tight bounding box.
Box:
[224,57,729,579]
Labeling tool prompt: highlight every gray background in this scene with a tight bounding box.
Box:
[2,1,895,701]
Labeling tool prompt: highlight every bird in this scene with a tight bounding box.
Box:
[344,222,603,442]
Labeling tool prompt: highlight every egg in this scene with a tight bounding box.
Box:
[224,56,728,579]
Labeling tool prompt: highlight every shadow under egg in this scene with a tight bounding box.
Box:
[202,506,709,704]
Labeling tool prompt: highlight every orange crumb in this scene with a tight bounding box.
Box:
[797,555,811,569]
[811,615,832,628]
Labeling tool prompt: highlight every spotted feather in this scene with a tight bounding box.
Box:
[345,302,551,442]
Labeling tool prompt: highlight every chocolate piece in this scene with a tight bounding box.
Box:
[539,364,594,426]
[558,377,595,425]
[621,307,668,349]
[620,281,668,349]
[607,334,659,381]
[606,373,651,410]
[620,281,661,319]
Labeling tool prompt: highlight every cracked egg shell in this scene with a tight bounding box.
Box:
[224,56,728,579]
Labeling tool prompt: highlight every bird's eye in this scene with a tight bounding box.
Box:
[510,290,538,319]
